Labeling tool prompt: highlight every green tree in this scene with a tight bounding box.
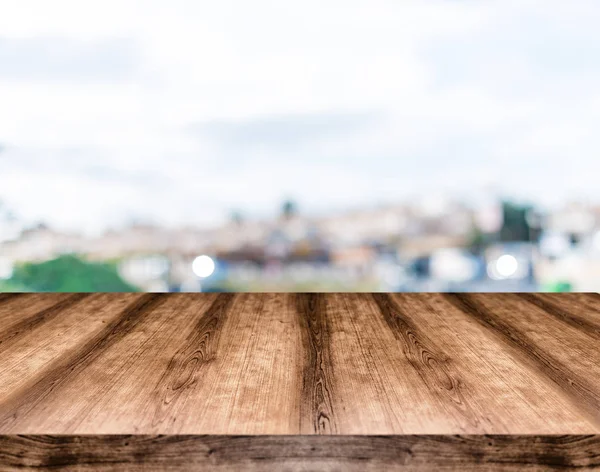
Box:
[7,255,139,292]
[0,280,30,292]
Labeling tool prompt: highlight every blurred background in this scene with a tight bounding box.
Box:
[1,0,599,293]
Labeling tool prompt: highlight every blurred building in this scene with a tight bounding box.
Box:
[2,197,600,292]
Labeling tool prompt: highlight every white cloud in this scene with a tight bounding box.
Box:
[0,0,599,232]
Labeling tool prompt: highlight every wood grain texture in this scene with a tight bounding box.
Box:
[0,435,599,471]
[445,293,600,428]
[295,293,337,434]
[1,293,600,470]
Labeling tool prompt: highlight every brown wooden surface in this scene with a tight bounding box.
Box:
[0,435,598,471]
[1,293,600,470]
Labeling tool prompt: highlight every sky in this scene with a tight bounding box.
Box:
[0,0,599,234]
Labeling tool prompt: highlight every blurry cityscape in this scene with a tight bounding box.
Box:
[1,1,600,293]
[1,195,599,293]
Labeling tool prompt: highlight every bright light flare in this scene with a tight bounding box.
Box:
[192,255,215,278]
[495,254,518,278]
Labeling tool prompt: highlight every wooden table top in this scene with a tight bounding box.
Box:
[1,292,600,470]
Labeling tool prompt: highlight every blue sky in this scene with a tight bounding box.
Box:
[0,0,599,234]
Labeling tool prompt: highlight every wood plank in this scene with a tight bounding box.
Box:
[295,293,338,434]
[1,293,600,470]
[0,435,599,471]
[0,294,146,404]
[387,293,597,433]
[166,293,302,434]
[516,293,600,341]
[0,294,164,431]
[0,294,218,433]
[445,293,600,428]
[0,293,83,355]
